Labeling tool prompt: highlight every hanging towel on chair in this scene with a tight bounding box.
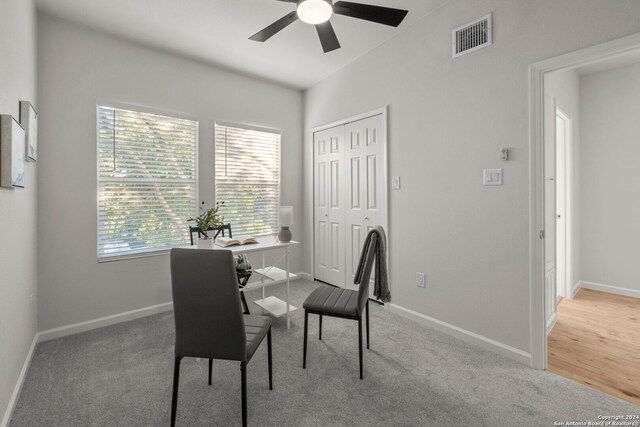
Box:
[354,226,390,303]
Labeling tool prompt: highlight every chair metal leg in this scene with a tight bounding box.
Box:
[208,359,213,385]
[241,361,247,427]
[366,300,370,350]
[171,356,182,427]
[319,314,323,340]
[358,317,363,380]
[267,328,273,390]
[303,311,309,368]
[240,292,250,314]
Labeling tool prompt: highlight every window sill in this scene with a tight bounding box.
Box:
[98,248,172,263]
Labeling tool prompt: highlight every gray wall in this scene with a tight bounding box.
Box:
[580,63,640,292]
[545,69,582,295]
[0,0,37,422]
[37,15,304,331]
[304,0,640,353]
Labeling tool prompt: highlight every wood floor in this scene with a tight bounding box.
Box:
[547,288,640,405]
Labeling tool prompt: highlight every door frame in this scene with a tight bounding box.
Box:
[529,32,640,369]
[310,106,389,287]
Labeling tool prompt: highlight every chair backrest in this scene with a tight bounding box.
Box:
[355,231,378,312]
[170,248,246,361]
[189,224,233,245]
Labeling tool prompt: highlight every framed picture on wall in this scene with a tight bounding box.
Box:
[20,100,38,161]
[0,115,26,188]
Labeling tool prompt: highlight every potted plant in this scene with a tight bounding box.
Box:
[189,201,225,248]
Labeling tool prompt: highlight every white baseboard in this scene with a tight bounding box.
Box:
[38,302,174,343]
[387,303,531,365]
[546,312,557,335]
[578,280,640,299]
[570,281,581,298]
[295,272,312,281]
[1,333,38,427]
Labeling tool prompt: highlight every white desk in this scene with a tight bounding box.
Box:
[187,237,299,328]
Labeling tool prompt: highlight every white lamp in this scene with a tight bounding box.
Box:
[278,206,293,243]
[297,0,333,25]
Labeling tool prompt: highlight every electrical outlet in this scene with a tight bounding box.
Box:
[416,272,426,288]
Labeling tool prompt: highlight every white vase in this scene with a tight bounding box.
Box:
[197,237,213,249]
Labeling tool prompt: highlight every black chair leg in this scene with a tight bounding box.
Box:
[171,356,182,427]
[208,359,213,385]
[267,328,273,390]
[303,311,309,368]
[319,314,323,340]
[241,362,247,427]
[366,300,370,350]
[358,317,363,380]
[240,292,250,315]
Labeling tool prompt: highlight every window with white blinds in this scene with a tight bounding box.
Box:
[97,105,198,260]
[215,124,281,237]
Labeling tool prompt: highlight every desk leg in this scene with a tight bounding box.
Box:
[261,251,266,300]
[286,245,291,329]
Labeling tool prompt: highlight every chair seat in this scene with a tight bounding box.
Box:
[303,285,360,317]
[244,315,272,360]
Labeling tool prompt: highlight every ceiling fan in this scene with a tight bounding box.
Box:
[249,0,409,53]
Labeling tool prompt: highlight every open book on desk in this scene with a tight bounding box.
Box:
[215,235,258,248]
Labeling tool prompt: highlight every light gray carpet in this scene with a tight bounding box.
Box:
[10,280,638,426]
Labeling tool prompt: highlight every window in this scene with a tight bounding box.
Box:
[97,105,198,260]
[215,123,281,237]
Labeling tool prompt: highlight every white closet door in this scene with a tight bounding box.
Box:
[314,126,346,287]
[345,114,385,292]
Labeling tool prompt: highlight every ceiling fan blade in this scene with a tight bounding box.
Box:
[249,11,298,42]
[333,1,408,27]
[315,21,341,53]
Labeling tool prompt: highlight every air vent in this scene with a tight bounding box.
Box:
[452,14,492,58]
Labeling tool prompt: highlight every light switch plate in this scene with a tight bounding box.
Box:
[483,169,503,186]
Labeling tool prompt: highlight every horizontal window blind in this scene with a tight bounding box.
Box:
[97,105,198,260]
[215,124,280,237]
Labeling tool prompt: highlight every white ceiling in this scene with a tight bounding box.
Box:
[36,0,446,89]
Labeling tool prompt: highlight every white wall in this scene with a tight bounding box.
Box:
[579,62,640,293]
[304,0,640,355]
[545,69,582,295]
[0,0,38,423]
[37,14,304,331]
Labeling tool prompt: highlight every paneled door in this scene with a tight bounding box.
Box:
[314,111,387,290]
[544,94,557,332]
[345,114,385,292]
[314,125,346,287]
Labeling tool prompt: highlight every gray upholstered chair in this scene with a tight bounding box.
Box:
[169,248,273,427]
[302,231,378,379]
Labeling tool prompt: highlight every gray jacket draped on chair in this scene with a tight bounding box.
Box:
[354,226,390,303]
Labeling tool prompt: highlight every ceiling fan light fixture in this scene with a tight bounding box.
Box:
[297,0,333,25]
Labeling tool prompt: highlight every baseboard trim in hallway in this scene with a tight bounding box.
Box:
[578,280,640,299]
[387,303,531,365]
